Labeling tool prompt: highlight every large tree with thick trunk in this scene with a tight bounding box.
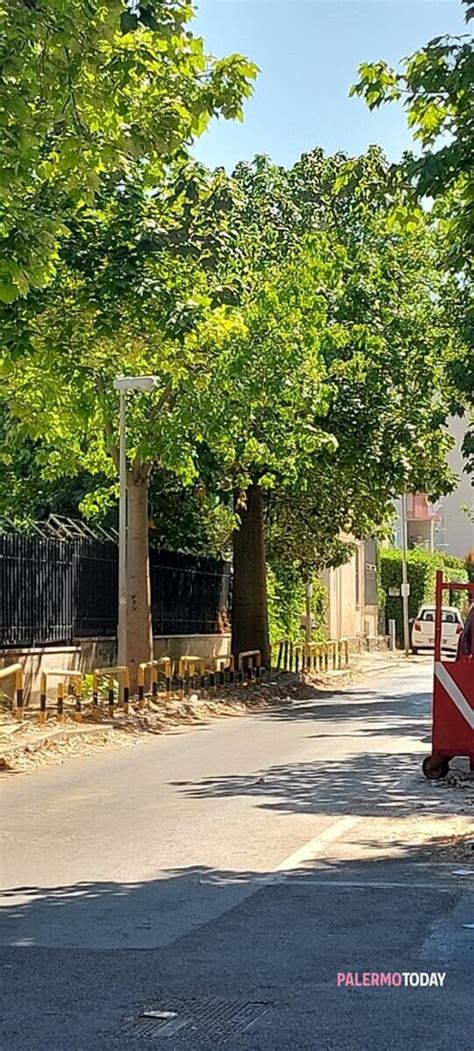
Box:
[0,0,256,681]
[189,151,465,664]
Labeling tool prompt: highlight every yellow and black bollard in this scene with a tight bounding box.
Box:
[137,665,145,708]
[92,673,99,718]
[122,667,130,715]
[75,678,82,723]
[39,672,47,724]
[108,675,115,718]
[56,682,64,722]
[15,667,24,721]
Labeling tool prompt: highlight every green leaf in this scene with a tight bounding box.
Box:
[120,12,139,33]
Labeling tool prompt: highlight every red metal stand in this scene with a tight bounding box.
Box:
[422,571,474,779]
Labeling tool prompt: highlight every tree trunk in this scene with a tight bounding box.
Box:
[126,472,153,688]
[232,484,271,668]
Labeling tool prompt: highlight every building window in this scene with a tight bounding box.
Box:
[364,539,377,607]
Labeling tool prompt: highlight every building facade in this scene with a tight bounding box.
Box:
[320,539,379,641]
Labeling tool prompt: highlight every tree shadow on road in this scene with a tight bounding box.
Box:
[170,749,446,819]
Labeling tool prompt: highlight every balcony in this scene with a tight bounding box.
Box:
[406,493,441,523]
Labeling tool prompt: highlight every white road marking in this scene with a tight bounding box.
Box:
[277,879,464,891]
[272,815,362,873]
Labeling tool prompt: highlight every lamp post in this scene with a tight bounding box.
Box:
[113,375,158,668]
[400,492,410,658]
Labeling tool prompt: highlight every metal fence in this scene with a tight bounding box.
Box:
[0,534,231,648]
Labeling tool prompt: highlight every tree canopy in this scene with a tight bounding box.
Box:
[0,0,257,301]
[351,0,474,471]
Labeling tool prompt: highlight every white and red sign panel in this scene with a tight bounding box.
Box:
[433,660,474,757]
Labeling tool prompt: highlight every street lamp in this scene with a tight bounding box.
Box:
[113,375,159,668]
[400,493,410,658]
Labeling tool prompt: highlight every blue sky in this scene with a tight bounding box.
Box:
[192,1,467,170]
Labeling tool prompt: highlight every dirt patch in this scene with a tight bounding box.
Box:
[0,678,304,774]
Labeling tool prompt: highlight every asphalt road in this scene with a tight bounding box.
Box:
[1,660,473,1050]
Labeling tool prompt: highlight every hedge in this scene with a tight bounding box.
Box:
[380,549,469,643]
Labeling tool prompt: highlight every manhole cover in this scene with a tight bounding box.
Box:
[118,996,271,1043]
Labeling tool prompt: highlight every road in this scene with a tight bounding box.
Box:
[1,660,473,1049]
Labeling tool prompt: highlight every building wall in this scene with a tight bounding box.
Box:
[438,416,473,559]
[407,519,434,551]
[321,540,378,640]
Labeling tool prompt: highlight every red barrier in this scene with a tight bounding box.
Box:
[422,571,474,779]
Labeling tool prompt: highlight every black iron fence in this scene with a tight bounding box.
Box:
[0,534,231,648]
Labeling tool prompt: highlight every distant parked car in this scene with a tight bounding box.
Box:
[456,603,473,660]
[411,605,464,655]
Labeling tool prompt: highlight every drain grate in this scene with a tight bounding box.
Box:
[118,996,271,1044]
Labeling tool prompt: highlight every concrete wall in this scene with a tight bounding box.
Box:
[321,541,378,641]
[439,416,473,559]
[0,634,231,701]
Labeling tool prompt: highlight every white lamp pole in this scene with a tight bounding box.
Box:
[114,375,158,668]
[117,388,128,669]
[400,492,410,657]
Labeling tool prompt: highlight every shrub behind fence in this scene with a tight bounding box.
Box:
[0,534,231,648]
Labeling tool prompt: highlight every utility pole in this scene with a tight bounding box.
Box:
[305,581,313,645]
[114,374,158,670]
[117,388,127,669]
[400,493,410,657]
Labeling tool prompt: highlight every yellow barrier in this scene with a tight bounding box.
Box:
[92,666,130,716]
[38,669,83,724]
[278,638,350,674]
[0,663,24,720]
[137,658,172,707]
[208,654,235,673]
[238,650,261,672]
[178,656,207,678]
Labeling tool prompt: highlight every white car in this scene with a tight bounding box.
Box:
[411,605,464,654]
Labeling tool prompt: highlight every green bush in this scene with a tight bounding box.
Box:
[267,563,327,646]
[380,549,469,643]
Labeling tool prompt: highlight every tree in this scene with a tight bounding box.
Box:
[0,159,250,680]
[188,150,463,663]
[0,1,257,678]
[350,0,474,469]
[0,0,257,301]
